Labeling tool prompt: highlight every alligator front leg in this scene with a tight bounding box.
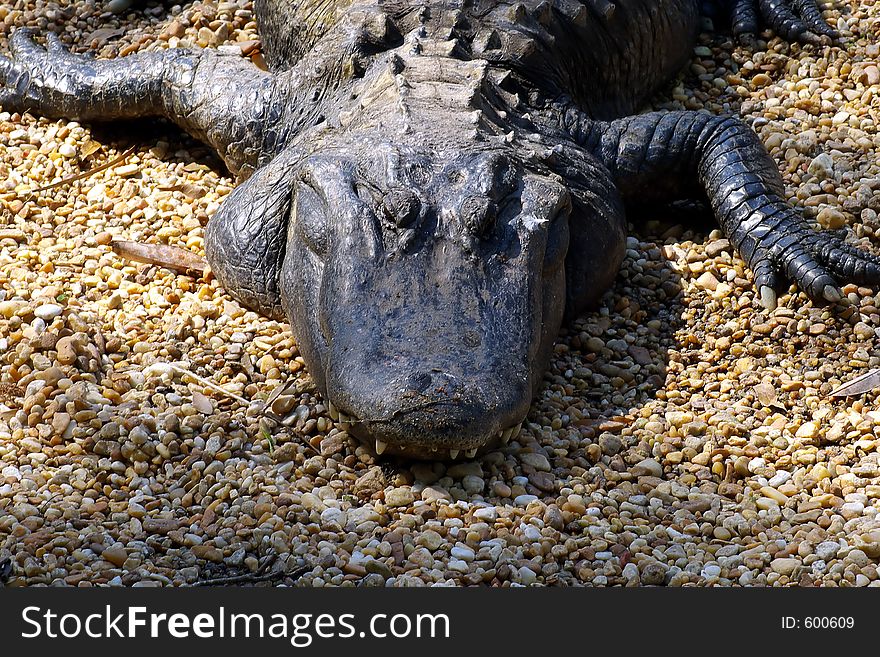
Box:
[0,29,287,176]
[566,109,880,309]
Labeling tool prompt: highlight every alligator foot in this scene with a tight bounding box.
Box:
[566,109,880,309]
[731,0,838,44]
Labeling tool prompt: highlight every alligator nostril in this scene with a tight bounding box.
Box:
[383,188,421,227]
[461,195,496,237]
[402,371,433,394]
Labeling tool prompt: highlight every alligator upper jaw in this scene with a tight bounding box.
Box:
[326,401,523,460]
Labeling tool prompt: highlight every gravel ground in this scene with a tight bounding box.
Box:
[2,1,880,587]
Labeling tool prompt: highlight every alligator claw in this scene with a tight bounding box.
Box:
[759,285,778,311]
[747,220,880,308]
[823,284,842,303]
[731,0,837,45]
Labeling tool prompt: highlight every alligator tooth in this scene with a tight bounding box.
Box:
[511,424,522,439]
[500,427,514,444]
[327,402,339,421]
[449,449,460,460]
[465,448,477,458]
[375,440,388,455]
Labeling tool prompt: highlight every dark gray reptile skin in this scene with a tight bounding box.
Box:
[1,0,875,459]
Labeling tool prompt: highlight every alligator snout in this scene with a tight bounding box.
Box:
[317,227,539,458]
[327,368,526,459]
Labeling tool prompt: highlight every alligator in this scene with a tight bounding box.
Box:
[2,1,878,459]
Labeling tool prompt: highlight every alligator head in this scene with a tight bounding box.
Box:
[277,52,575,459]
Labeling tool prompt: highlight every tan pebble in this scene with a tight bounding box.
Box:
[0,228,26,242]
[102,546,128,567]
[705,238,731,257]
[696,271,719,291]
[761,486,789,505]
[51,412,71,434]
[521,452,551,472]
[37,366,64,386]
[713,526,732,541]
[354,467,386,496]
[796,422,820,440]
[163,20,185,38]
[0,300,27,318]
[198,26,216,46]
[753,382,778,407]
[817,207,846,230]
[632,458,663,477]
[756,496,780,510]
[422,486,452,502]
[752,73,772,87]
[385,487,415,507]
[492,482,511,498]
[810,464,831,481]
[55,336,79,365]
[273,442,298,462]
[854,322,874,339]
[770,558,800,576]
[192,545,224,562]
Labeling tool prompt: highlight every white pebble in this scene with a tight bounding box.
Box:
[815,541,839,560]
[473,506,498,522]
[518,567,537,585]
[34,303,63,321]
[747,457,766,473]
[450,545,475,562]
[768,471,791,487]
[702,564,722,578]
[522,525,542,541]
[447,559,469,573]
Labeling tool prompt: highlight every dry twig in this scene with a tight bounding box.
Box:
[23,144,138,194]
[111,240,208,275]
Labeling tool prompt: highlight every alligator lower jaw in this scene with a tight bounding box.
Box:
[326,401,522,460]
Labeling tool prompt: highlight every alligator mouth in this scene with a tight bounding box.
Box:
[326,401,522,459]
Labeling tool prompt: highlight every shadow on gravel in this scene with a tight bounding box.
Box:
[87,120,229,177]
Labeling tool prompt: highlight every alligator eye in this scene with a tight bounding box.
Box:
[461,196,496,237]
[382,188,421,228]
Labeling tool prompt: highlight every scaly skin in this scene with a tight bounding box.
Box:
[1,0,876,459]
